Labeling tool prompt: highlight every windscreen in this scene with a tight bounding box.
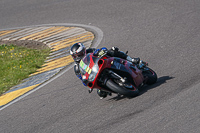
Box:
[79,53,100,81]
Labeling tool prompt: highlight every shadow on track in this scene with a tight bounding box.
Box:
[109,76,174,101]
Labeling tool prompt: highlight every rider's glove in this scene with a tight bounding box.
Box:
[101,47,107,51]
[77,74,82,80]
[98,47,107,56]
[93,49,100,56]
[82,82,87,86]
[93,47,107,56]
[77,74,87,86]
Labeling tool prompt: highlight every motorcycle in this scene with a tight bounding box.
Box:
[79,51,157,98]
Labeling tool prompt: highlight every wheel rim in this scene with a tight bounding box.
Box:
[113,79,134,89]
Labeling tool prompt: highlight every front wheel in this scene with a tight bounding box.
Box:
[142,67,157,85]
[105,79,139,97]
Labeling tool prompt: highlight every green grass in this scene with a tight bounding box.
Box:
[0,44,50,95]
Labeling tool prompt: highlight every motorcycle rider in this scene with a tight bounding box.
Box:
[70,42,142,99]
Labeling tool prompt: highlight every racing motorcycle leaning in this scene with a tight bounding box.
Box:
[79,51,157,98]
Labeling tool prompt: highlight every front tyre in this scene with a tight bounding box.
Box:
[105,79,139,97]
[142,67,157,85]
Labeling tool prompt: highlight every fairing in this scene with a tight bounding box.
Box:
[79,53,144,89]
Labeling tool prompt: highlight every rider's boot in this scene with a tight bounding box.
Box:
[126,56,140,64]
[127,56,148,68]
[111,47,143,65]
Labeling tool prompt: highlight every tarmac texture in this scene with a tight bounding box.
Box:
[0,0,200,133]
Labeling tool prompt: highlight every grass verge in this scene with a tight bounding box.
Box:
[0,44,50,95]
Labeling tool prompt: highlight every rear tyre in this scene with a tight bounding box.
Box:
[105,79,139,97]
[143,68,157,85]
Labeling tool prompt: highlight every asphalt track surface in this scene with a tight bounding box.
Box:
[0,0,200,133]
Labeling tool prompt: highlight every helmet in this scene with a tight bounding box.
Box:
[70,42,86,62]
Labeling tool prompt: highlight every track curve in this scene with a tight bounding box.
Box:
[0,24,103,108]
[0,0,200,133]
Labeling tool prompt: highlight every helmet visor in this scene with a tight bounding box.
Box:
[72,49,86,62]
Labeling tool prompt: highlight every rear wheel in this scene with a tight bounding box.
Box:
[105,79,139,97]
[142,67,157,85]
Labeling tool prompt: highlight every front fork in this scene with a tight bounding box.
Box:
[88,70,120,94]
[140,67,150,84]
[101,70,126,85]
